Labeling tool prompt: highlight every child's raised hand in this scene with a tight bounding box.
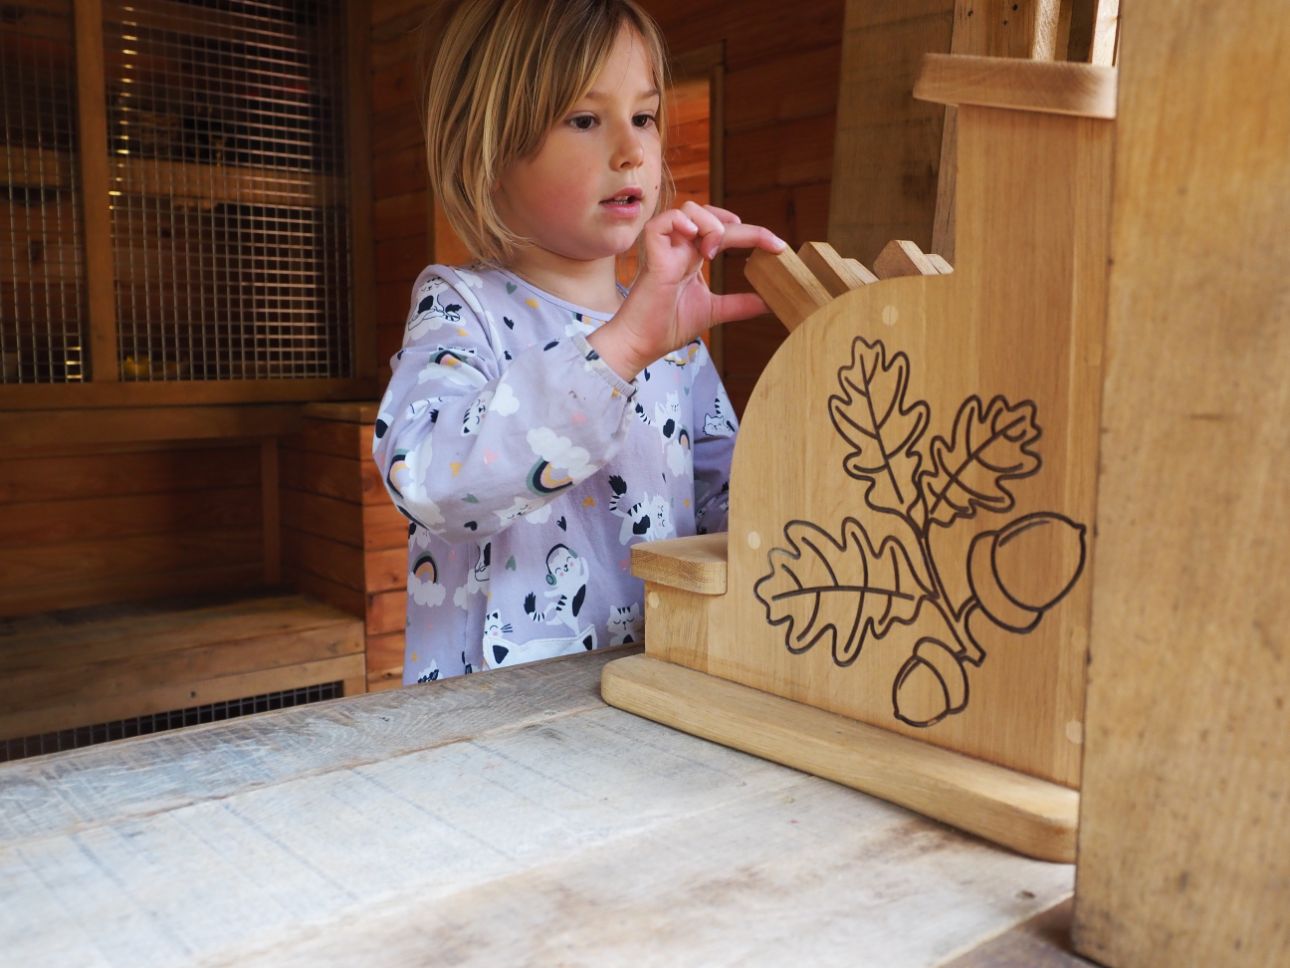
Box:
[588,202,786,381]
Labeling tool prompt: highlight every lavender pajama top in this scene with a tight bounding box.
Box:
[373,264,738,683]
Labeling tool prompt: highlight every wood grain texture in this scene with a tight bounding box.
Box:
[0,647,1075,966]
[798,241,877,294]
[744,247,832,332]
[1072,1,1290,964]
[603,654,1078,860]
[874,238,940,277]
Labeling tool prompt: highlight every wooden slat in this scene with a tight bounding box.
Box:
[797,241,877,294]
[282,529,365,592]
[261,440,280,585]
[915,54,1118,119]
[281,489,365,548]
[0,378,377,411]
[0,405,302,448]
[725,114,834,194]
[724,44,841,133]
[1072,0,1290,963]
[365,588,406,636]
[3,654,365,740]
[0,486,258,545]
[743,247,832,332]
[348,0,378,382]
[72,0,117,382]
[0,445,259,503]
[0,563,262,619]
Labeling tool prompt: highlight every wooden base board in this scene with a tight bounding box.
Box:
[601,653,1077,862]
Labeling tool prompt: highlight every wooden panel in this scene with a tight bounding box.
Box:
[724,44,840,133]
[283,417,368,460]
[362,502,409,551]
[828,0,954,265]
[287,566,366,618]
[364,546,407,594]
[725,114,834,193]
[0,563,262,619]
[1072,1,1290,964]
[365,629,405,689]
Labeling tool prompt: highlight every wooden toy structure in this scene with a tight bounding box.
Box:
[602,54,1117,862]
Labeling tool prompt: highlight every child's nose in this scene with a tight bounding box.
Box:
[611,124,645,170]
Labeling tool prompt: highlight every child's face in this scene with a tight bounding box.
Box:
[496,26,662,266]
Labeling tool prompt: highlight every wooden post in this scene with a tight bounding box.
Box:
[1072,0,1290,963]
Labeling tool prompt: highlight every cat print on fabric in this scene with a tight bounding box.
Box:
[607,603,644,645]
[482,608,596,668]
[523,544,589,632]
[634,392,692,478]
[607,475,676,545]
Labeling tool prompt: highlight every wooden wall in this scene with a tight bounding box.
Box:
[280,403,408,692]
[0,442,265,618]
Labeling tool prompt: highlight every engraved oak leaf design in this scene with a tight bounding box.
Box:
[754,518,932,667]
[828,337,930,518]
[919,395,1041,529]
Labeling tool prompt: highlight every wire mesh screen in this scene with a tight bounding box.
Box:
[0,0,86,384]
[103,0,351,381]
[0,679,343,762]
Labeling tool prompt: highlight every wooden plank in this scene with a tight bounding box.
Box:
[631,532,728,595]
[261,439,280,585]
[348,0,378,382]
[362,501,409,551]
[286,566,366,618]
[364,546,407,593]
[0,378,377,411]
[1072,1,1290,964]
[915,55,1117,119]
[603,654,1078,861]
[723,44,841,133]
[281,489,365,548]
[725,113,834,194]
[0,445,259,504]
[365,589,406,636]
[282,529,366,592]
[932,1,1066,263]
[283,417,368,460]
[365,629,405,687]
[0,563,262,620]
[3,653,366,740]
[0,486,258,546]
[2,622,363,718]
[279,449,367,505]
[0,405,302,448]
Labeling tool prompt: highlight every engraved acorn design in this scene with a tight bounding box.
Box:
[967,513,1087,633]
[892,637,968,727]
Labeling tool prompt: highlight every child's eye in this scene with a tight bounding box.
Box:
[568,115,597,131]
[633,113,656,128]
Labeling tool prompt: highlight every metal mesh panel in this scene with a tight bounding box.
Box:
[0,0,86,384]
[103,0,351,381]
[0,679,343,762]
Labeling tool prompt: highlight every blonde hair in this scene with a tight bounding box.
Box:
[421,0,672,266]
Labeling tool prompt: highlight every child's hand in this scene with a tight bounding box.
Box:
[588,202,786,381]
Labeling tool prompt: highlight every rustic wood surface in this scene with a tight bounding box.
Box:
[1072,0,1290,964]
[1,647,1075,967]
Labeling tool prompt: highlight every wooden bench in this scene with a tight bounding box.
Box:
[0,591,365,757]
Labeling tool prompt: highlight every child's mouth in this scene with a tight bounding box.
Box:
[601,189,643,210]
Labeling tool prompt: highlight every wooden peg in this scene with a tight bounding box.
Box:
[926,252,954,274]
[873,239,940,278]
[796,242,878,296]
[745,247,832,332]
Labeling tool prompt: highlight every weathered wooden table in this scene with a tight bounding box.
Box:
[1,647,1088,967]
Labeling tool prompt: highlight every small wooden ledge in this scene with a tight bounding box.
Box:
[915,54,1117,120]
[631,532,728,595]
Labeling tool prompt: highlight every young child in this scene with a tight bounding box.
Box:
[374,0,786,683]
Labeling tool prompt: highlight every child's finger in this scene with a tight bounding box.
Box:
[710,223,786,257]
[709,291,771,326]
[681,200,727,259]
[654,208,699,240]
[702,205,742,225]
